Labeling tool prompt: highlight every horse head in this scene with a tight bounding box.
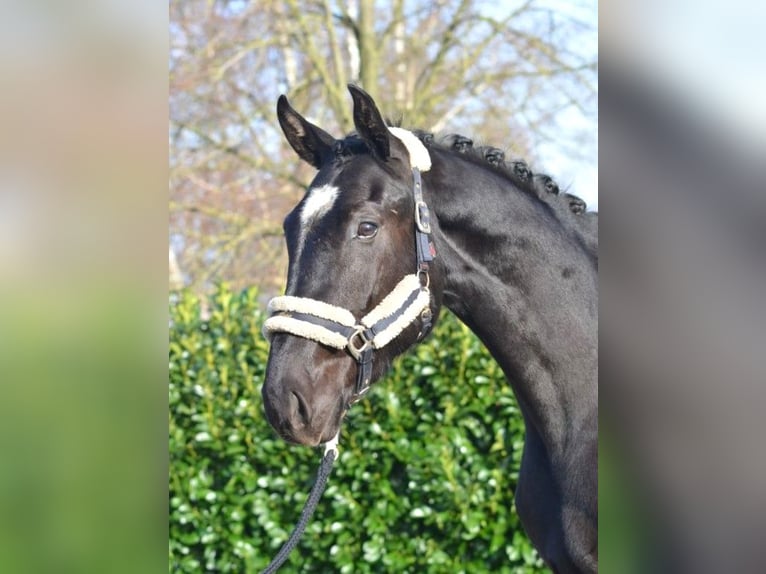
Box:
[261,86,443,446]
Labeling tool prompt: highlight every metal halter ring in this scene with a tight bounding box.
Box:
[414,201,432,234]
[347,326,372,361]
[417,268,431,290]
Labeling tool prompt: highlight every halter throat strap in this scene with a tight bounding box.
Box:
[263,168,436,405]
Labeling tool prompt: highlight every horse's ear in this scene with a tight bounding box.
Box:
[277,95,336,169]
[348,85,392,161]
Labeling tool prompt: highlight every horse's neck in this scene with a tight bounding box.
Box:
[427,156,598,450]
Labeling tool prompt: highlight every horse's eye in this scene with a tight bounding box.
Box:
[356,221,378,238]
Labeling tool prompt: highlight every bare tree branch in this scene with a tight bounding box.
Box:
[169,0,597,293]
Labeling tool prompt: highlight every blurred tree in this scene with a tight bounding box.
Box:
[169,0,596,293]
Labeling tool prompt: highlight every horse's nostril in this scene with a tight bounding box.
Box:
[291,391,311,426]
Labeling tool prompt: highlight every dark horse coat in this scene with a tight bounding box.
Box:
[262,85,598,573]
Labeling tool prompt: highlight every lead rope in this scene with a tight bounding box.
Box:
[260,439,339,574]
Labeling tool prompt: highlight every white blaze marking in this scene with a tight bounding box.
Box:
[300,184,339,228]
[388,127,432,172]
[288,184,340,295]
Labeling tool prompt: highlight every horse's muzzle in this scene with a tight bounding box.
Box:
[262,373,345,446]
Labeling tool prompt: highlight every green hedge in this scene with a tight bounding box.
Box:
[169,285,547,573]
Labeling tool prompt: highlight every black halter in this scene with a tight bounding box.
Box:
[263,168,436,406]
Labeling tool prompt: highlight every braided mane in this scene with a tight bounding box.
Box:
[411,130,592,216]
[411,129,598,261]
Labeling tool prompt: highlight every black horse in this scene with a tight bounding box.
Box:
[262,85,598,573]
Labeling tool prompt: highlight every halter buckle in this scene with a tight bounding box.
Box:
[347,326,372,361]
[414,201,432,234]
[417,268,431,290]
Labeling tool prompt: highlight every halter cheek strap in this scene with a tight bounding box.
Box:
[263,168,436,405]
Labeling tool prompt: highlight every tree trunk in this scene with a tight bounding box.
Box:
[357,0,378,100]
